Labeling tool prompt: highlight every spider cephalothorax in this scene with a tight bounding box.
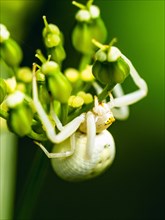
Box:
[79,98,115,134]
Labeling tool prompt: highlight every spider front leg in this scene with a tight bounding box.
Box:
[32,64,85,157]
[86,111,96,159]
[93,82,129,120]
[111,54,148,108]
[111,85,130,119]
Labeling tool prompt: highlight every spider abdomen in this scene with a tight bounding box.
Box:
[51,130,115,181]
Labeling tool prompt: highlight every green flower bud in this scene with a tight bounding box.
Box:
[42,16,60,38]
[47,72,72,103]
[6,91,33,136]
[41,61,72,103]
[16,67,32,83]
[0,38,23,67]
[44,33,61,48]
[42,16,61,48]
[0,78,7,104]
[41,61,59,75]
[72,2,107,54]
[42,16,66,64]
[92,57,130,85]
[92,40,130,85]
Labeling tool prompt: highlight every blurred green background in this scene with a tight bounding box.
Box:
[0,0,164,219]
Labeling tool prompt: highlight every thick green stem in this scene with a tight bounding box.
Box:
[79,54,92,72]
[0,129,17,220]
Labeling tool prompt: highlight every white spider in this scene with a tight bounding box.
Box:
[32,54,148,181]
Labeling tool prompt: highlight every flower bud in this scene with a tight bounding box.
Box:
[42,16,66,64]
[41,61,72,103]
[64,68,79,83]
[16,67,32,83]
[77,91,93,104]
[0,78,7,104]
[68,95,84,108]
[0,38,23,67]
[42,16,61,47]
[47,72,72,103]
[6,91,33,136]
[92,40,130,85]
[92,57,130,85]
[41,61,59,75]
[72,3,107,54]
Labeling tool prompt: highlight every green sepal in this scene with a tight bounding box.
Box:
[0,78,7,104]
[7,103,33,137]
[0,38,23,67]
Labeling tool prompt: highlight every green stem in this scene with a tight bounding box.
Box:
[61,103,69,125]
[0,130,17,220]
[98,82,116,102]
[79,54,92,71]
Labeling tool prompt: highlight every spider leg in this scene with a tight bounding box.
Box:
[32,64,85,144]
[93,81,129,119]
[111,54,148,107]
[86,111,96,159]
[50,103,63,131]
[34,133,76,158]
[109,84,129,120]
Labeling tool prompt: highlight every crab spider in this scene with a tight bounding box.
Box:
[32,53,148,181]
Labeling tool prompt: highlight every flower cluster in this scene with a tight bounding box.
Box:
[0,0,129,141]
